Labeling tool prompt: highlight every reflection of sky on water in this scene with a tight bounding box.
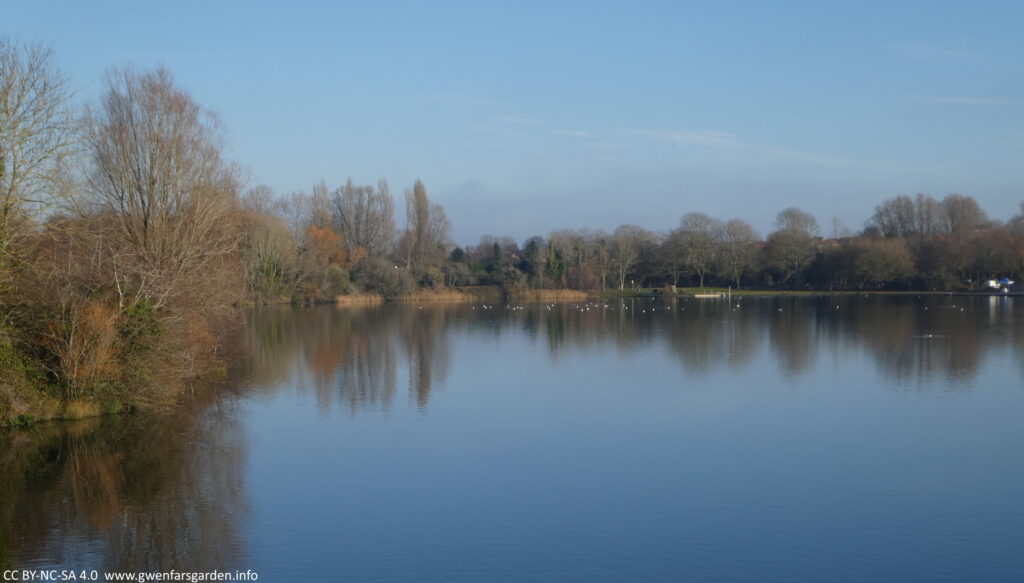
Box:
[4,296,1023,581]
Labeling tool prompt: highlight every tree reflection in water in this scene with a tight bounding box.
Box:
[0,387,246,571]
[241,304,453,413]
[239,297,1021,414]
[3,295,1021,571]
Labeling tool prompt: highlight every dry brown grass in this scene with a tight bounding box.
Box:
[456,286,504,302]
[60,399,105,419]
[1,387,117,425]
[335,292,385,305]
[511,289,592,302]
[46,300,121,397]
[398,288,476,302]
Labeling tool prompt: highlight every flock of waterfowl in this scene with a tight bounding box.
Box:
[454,296,983,315]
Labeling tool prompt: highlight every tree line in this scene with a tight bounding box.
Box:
[242,186,1024,298]
[2,40,1024,417]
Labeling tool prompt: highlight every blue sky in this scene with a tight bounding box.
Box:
[7,0,1024,244]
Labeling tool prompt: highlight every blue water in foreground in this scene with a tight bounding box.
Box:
[4,295,1023,581]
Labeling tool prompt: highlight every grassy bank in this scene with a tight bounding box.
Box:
[335,286,587,305]
[397,287,504,303]
[510,289,592,302]
[394,287,589,303]
[0,342,126,428]
[2,395,124,428]
[335,292,386,305]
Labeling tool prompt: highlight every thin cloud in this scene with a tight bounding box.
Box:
[761,147,857,169]
[637,128,920,172]
[529,150,566,160]
[416,92,499,107]
[493,116,541,125]
[760,147,928,173]
[555,129,594,139]
[910,95,1020,106]
[888,42,980,63]
[586,141,630,149]
[636,129,748,148]
[469,125,526,137]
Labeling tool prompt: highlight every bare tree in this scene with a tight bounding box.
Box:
[913,193,944,236]
[611,235,637,290]
[278,190,310,243]
[941,193,988,234]
[658,228,687,287]
[84,66,239,308]
[470,234,497,264]
[870,193,955,238]
[405,179,430,268]
[402,180,450,268]
[584,229,612,291]
[331,177,395,257]
[239,206,298,297]
[309,180,332,230]
[716,219,759,288]
[241,184,275,214]
[678,212,721,287]
[560,229,599,289]
[1009,202,1024,235]
[775,207,820,236]
[610,224,653,290]
[869,195,916,238]
[766,207,820,287]
[850,238,913,289]
[549,229,591,276]
[831,217,853,239]
[0,39,77,249]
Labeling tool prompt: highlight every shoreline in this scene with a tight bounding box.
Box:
[599,288,1022,298]
[249,287,1024,308]
[7,287,1017,428]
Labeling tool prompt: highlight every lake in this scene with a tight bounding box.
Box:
[3,295,1023,582]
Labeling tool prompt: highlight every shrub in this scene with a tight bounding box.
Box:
[416,266,444,288]
[352,257,414,299]
[46,300,121,398]
[322,265,352,297]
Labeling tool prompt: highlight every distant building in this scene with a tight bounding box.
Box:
[986,278,1015,292]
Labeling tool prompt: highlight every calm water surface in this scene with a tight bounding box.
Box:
[3,295,1023,581]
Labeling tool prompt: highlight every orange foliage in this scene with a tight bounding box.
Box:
[348,245,368,268]
[51,301,121,391]
[181,312,220,377]
[307,225,353,268]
